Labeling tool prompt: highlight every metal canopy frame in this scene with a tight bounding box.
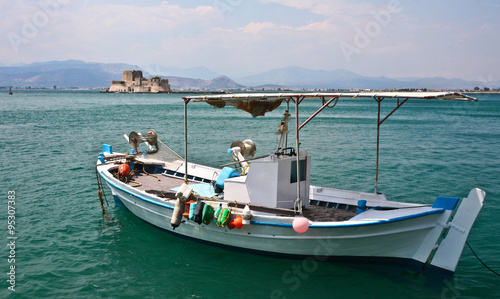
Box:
[182,92,477,210]
[374,96,409,194]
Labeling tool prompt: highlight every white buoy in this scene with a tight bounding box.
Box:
[171,198,185,229]
[242,204,252,225]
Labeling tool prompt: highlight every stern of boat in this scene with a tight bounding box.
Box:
[412,188,485,274]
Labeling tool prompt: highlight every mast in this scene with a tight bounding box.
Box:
[294,96,302,214]
[375,98,381,194]
[183,98,190,183]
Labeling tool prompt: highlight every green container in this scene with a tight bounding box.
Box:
[202,204,214,225]
[217,208,231,227]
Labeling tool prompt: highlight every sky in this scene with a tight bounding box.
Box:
[1,0,499,81]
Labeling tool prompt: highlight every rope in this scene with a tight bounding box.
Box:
[326,97,339,108]
[129,180,142,187]
[136,161,161,181]
[466,241,500,277]
[240,164,250,175]
[95,164,110,215]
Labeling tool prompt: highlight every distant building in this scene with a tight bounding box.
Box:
[108,70,171,93]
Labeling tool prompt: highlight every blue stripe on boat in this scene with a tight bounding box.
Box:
[98,164,445,228]
[251,208,444,228]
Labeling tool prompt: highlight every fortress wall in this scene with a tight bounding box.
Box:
[111,70,171,92]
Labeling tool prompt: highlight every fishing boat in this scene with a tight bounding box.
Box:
[95,92,484,276]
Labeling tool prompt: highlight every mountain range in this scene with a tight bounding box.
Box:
[0,60,137,88]
[0,60,497,90]
[236,66,498,90]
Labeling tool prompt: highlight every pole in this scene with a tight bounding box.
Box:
[375,98,381,194]
[295,97,302,213]
[184,99,189,183]
[374,97,408,194]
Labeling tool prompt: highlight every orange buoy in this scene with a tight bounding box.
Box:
[183,200,194,219]
[227,219,236,230]
[234,215,243,229]
[118,163,131,177]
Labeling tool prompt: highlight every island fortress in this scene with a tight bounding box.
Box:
[108,70,171,93]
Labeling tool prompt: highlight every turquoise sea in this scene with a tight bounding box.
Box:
[1,90,499,298]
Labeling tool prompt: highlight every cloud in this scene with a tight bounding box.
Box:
[260,0,379,18]
[2,2,218,63]
[0,0,498,80]
[239,22,283,35]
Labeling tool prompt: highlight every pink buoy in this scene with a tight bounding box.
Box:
[292,217,309,233]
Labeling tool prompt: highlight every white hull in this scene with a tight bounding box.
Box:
[97,162,484,274]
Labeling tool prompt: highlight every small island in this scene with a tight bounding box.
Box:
[108,70,171,93]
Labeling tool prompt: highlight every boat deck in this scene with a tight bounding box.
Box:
[131,172,180,199]
[303,205,356,222]
[114,167,357,222]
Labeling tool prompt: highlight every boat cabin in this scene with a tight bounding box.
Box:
[223,151,310,210]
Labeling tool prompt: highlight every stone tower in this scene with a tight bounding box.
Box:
[122,70,143,82]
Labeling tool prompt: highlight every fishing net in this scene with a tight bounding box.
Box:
[205,99,283,117]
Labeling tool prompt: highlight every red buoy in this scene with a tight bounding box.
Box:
[227,219,236,229]
[118,164,131,177]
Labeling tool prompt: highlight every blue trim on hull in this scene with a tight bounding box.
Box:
[98,164,445,228]
[251,207,444,228]
[311,208,444,228]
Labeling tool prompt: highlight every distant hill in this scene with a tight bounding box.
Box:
[1,60,498,90]
[0,60,143,88]
[141,65,220,80]
[238,66,500,90]
[0,60,242,90]
[238,66,364,88]
[166,75,244,90]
